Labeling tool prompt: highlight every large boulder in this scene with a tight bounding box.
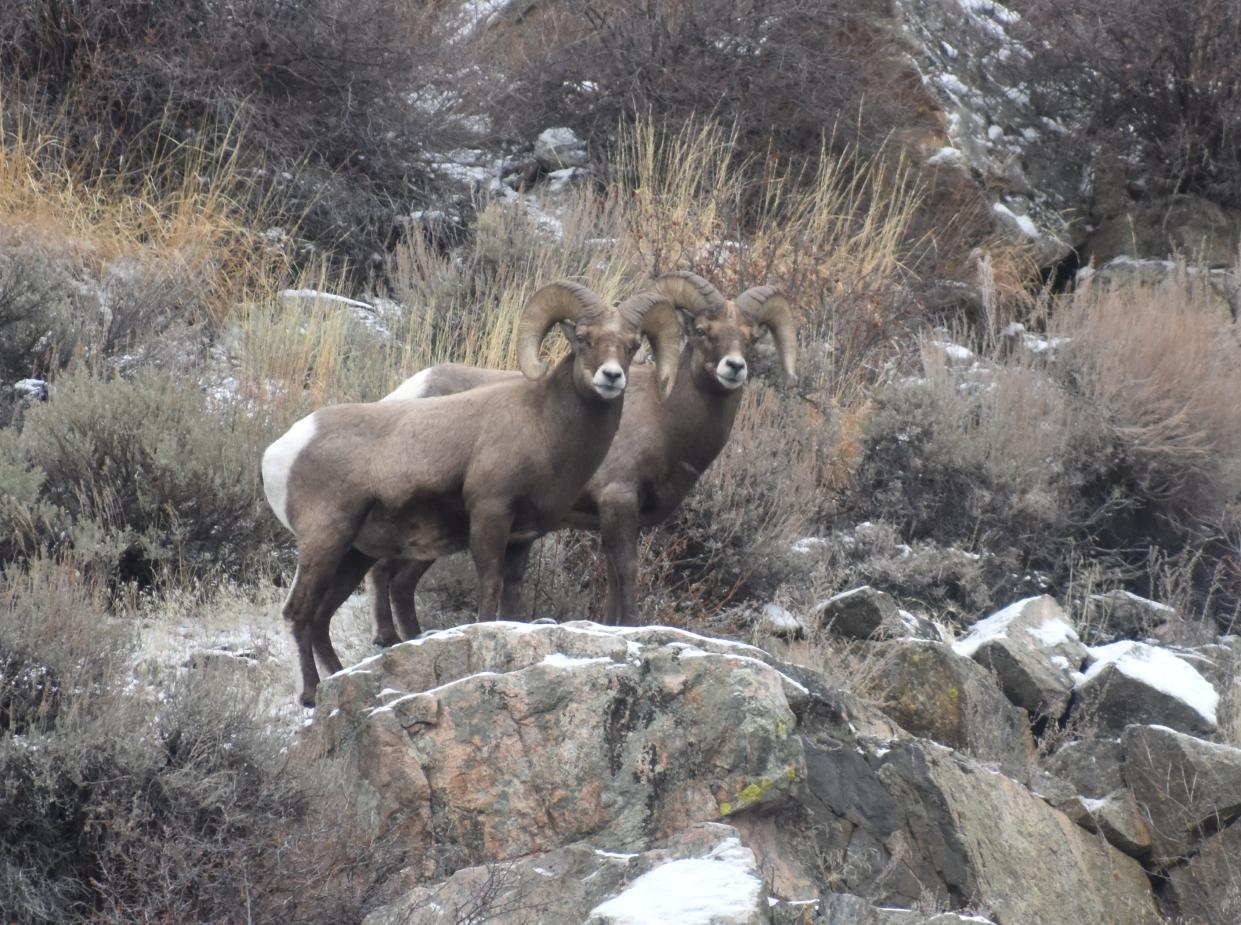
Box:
[363,823,767,925]
[1082,194,1241,268]
[533,126,588,170]
[800,739,1162,924]
[1074,641,1219,737]
[860,639,1033,777]
[1160,818,1241,925]
[953,596,1087,718]
[1044,738,1124,799]
[303,622,807,874]
[1121,724,1241,866]
[812,587,938,641]
[1083,590,1183,643]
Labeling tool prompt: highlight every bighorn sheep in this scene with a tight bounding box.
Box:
[261,281,680,705]
[370,272,797,639]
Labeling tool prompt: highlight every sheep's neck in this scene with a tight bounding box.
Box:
[665,349,743,471]
[543,354,626,467]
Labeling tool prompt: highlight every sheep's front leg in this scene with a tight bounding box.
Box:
[390,558,433,639]
[371,559,402,647]
[500,541,533,620]
[470,505,514,622]
[599,495,640,626]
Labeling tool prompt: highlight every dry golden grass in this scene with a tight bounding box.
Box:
[615,117,931,407]
[1056,282,1241,521]
[0,97,278,323]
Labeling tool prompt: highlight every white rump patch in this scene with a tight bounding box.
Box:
[262,412,319,531]
[383,368,434,401]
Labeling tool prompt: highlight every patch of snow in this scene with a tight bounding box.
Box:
[13,378,48,398]
[1079,796,1109,813]
[953,597,1076,657]
[927,146,966,168]
[1115,590,1177,614]
[595,849,639,860]
[992,202,1041,239]
[540,652,613,669]
[1025,619,1078,648]
[930,340,976,364]
[1078,641,1218,726]
[587,838,761,924]
[934,73,973,99]
[791,537,829,554]
[987,124,1004,141]
[939,40,959,59]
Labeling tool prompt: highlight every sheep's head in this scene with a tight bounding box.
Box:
[653,272,798,393]
[516,281,680,402]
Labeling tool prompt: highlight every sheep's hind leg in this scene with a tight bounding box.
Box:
[283,540,355,707]
[309,547,376,678]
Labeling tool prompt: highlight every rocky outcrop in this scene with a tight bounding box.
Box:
[814,587,940,642]
[1161,818,1241,925]
[304,622,806,874]
[860,639,1033,777]
[1074,641,1219,738]
[1082,194,1241,269]
[297,619,1213,924]
[1083,589,1183,643]
[953,596,1087,718]
[533,126,588,170]
[362,822,768,925]
[1121,724,1241,866]
[796,737,1161,924]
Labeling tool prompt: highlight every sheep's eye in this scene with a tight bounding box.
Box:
[694,325,709,337]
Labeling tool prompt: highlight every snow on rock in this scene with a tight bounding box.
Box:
[534,126,589,170]
[585,838,765,925]
[278,289,403,338]
[953,596,1086,717]
[1076,641,1219,736]
[757,603,806,640]
[896,0,1076,263]
[12,378,49,400]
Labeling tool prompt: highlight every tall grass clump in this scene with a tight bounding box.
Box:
[847,278,1241,624]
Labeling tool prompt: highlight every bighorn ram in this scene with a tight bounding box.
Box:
[261,281,680,705]
[371,272,797,639]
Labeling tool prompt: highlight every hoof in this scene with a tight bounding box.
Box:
[372,633,401,648]
[299,691,317,709]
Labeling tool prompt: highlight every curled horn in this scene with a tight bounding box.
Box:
[617,291,682,401]
[652,271,728,317]
[515,281,609,380]
[736,286,798,382]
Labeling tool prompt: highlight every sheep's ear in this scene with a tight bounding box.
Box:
[557,319,578,343]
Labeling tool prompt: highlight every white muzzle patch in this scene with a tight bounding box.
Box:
[592,362,627,399]
[715,354,748,390]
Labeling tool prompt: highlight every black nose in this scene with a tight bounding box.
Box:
[601,367,622,382]
[724,358,746,373]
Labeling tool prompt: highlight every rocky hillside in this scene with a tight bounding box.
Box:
[2,1,1241,923]
[288,596,1241,924]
